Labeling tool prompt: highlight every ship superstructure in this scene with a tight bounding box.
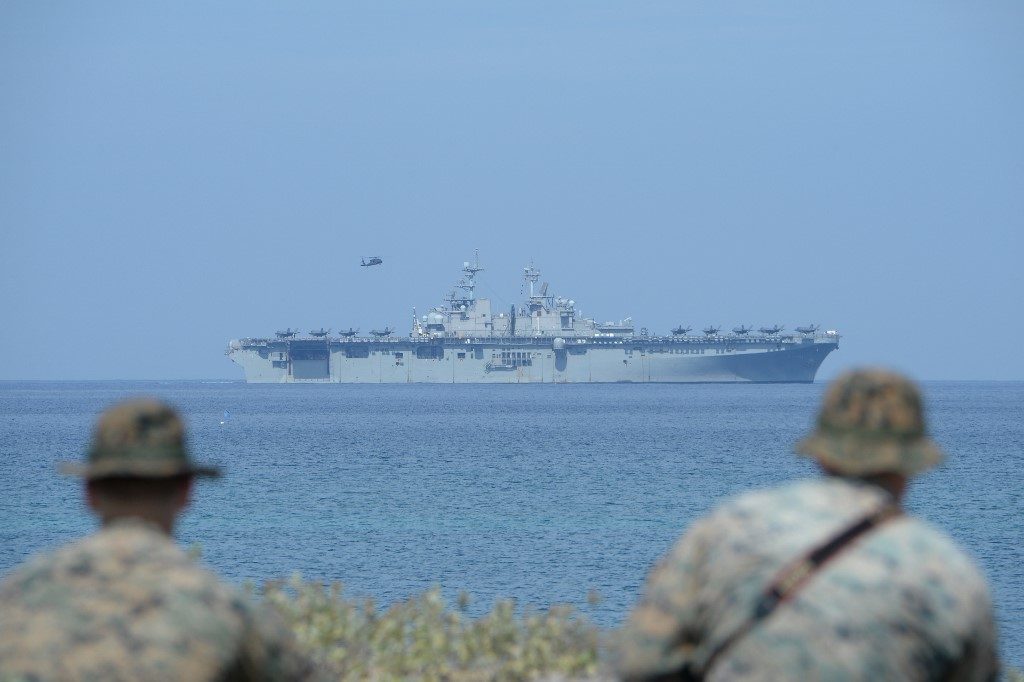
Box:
[227,254,839,383]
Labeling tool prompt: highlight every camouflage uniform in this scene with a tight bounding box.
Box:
[616,370,999,681]
[0,399,316,681]
[0,519,314,681]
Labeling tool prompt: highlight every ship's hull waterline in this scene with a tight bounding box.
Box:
[227,337,837,384]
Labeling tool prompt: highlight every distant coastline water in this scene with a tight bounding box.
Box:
[1,380,1020,666]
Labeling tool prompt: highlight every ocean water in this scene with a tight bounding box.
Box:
[1,381,1021,666]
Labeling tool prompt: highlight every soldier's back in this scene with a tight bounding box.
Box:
[620,478,999,681]
[708,479,996,680]
[0,518,309,681]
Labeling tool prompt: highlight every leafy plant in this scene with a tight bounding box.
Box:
[261,576,603,681]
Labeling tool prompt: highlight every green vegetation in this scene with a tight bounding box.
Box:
[261,576,604,681]
[257,576,1023,681]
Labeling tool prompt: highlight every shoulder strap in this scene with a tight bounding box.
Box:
[693,502,902,679]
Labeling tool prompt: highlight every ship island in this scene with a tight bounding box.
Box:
[227,254,839,383]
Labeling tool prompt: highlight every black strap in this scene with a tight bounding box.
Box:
[692,503,902,679]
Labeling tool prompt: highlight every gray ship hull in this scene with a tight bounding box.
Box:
[228,253,840,383]
[227,337,837,383]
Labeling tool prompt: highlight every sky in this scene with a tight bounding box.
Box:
[1,2,1021,380]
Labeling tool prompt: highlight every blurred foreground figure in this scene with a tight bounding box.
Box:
[0,398,315,681]
[616,369,999,681]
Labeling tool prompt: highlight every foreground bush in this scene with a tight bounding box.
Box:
[259,576,1023,681]
[261,576,603,681]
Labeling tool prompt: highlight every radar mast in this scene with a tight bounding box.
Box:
[461,249,484,301]
[523,262,541,298]
[449,249,484,307]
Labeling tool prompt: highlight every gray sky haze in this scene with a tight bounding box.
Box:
[1,2,1022,380]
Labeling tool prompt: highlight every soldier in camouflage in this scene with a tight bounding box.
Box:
[0,398,317,681]
[615,369,999,681]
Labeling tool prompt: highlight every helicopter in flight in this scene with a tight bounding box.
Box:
[369,326,394,337]
[275,328,299,338]
[758,324,784,335]
[795,324,820,335]
[732,325,753,335]
[361,256,383,267]
[309,328,331,338]
[337,328,360,338]
[702,326,721,337]
[671,325,692,336]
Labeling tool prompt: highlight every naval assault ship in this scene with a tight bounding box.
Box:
[227,254,839,383]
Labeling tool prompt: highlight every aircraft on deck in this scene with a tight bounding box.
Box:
[361,256,383,267]
[795,324,820,335]
[671,325,692,336]
[275,328,299,338]
[732,325,753,335]
[338,328,360,337]
[369,327,394,337]
[309,328,330,338]
[702,326,721,337]
[759,325,784,335]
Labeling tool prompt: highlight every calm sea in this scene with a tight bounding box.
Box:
[1,381,1021,666]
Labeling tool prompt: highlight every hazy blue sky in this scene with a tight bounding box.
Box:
[1,2,1021,380]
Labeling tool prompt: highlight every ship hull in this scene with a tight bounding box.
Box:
[228,338,837,384]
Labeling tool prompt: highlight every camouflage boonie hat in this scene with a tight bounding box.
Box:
[795,369,944,476]
[61,398,221,480]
